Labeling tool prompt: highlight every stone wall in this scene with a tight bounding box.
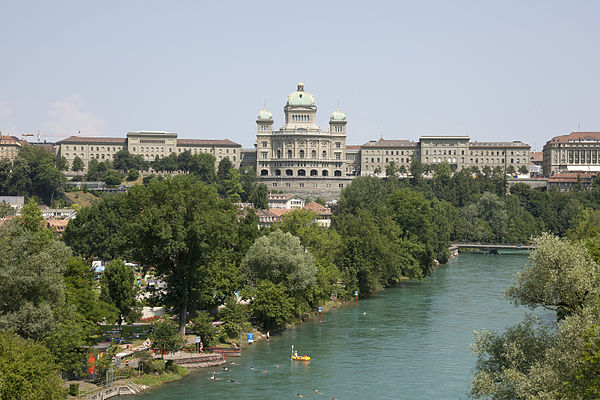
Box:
[258,176,355,202]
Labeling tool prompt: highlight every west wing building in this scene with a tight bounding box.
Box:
[56,131,241,171]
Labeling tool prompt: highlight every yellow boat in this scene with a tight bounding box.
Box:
[291,345,310,361]
[291,355,311,361]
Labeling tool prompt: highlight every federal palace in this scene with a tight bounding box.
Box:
[47,82,533,199]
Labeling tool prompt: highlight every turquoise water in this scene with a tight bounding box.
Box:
[139,253,532,399]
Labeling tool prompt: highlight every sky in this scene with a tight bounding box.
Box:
[1,1,599,150]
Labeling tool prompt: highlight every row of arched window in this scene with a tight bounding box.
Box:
[276,149,327,159]
[260,169,343,177]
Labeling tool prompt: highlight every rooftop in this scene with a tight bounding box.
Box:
[361,139,418,147]
[469,141,530,148]
[548,172,597,182]
[549,131,600,144]
[177,139,241,146]
[57,136,126,144]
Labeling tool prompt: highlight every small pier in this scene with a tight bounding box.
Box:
[449,243,535,256]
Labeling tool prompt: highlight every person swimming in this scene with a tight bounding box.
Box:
[223,367,228,371]
[262,369,267,373]
[296,394,303,398]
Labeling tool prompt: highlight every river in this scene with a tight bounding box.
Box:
[139,253,533,400]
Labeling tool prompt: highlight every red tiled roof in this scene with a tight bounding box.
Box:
[548,172,596,183]
[57,136,126,144]
[550,132,600,144]
[177,139,241,146]
[530,151,543,162]
[345,145,362,150]
[269,209,293,217]
[304,201,332,215]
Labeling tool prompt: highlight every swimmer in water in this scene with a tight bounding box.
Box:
[296,394,303,398]
[250,366,254,370]
[223,367,228,371]
[362,312,367,315]
[274,364,280,368]
[314,389,320,394]
[230,379,238,383]
[263,369,267,373]
[210,373,215,380]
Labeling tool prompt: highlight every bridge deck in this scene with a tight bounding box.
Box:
[451,243,535,250]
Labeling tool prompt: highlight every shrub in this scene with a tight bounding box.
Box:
[69,383,79,396]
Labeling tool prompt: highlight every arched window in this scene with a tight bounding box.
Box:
[322,151,327,159]
[299,150,304,158]
[277,150,281,158]
[298,169,306,176]
[261,169,268,176]
[334,170,342,177]
[287,150,292,158]
[286,169,293,176]
[275,169,281,176]
[322,170,328,177]
[311,150,316,158]
[310,169,318,176]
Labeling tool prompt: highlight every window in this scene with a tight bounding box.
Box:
[299,150,304,158]
[287,150,292,158]
[322,151,327,159]
[273,183,277,187]
[311,150,316,158]
[299,183,304,187]
[336,142,341,149]
[262,141,268,148]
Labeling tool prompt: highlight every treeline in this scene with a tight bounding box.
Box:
[379,160,600,244]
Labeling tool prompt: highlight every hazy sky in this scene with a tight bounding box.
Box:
[1,1,599,149]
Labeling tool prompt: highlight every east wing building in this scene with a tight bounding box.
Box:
[0,135,23,161]
[542,131,600,177]
[56,131,241,171]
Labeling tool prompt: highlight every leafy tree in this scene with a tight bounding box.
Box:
[124,175,238,334]
[15,146,66,204]
[127,168,139,181]
[71,156,84,172]
[249,280,294,330]
[506,165,516,175]
[0,200,15,217]
[0,220,69,340]
[239,166,257,202]
[505,233,600,319]
[222,167,244,202]
[219,296,249,338]
[250,183,268,209]
[241,229,317,293]
[0,332,64,400]
[150,320,185,358]
[217,157,234,182]
[189,153,217,182]
[100,259,140,328]
[518,165,529,175]
[314,197,326,206]
[102,170,123,186]
[192,312,218,346]
[56,156,68,171]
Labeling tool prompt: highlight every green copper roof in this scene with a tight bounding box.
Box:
[257,108,273,120]
[331,110,346,120]
[286,81,315,107]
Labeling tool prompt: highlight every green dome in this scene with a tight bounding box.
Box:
[331,110,346,121]
[286,81,316,107]
[257,108,272,120]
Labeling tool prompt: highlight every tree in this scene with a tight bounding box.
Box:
[56,156,68,171]
[127,168,139,181]
[192,312,218,346]
[189,153,217,183]
[150,320,185,358]
[241,229,317,293]
[124,175,238,334]
[518,165,529,175]
[219,297,249,338]
[249,280,294,330]
[250,183,268,209]
[0,332,64,400]
[0,201,15,217]
[0,219,70,340]
[100,259,140,328]
[222,167,244,202]
[102,170,123,186]
[505,233,600,319]
[71,156,84,172]
[506,165,516,175]
[217,157,234,182]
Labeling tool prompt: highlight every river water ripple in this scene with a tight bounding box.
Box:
[139,253,532,400]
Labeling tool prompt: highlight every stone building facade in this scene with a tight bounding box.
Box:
[56,131,241,171]
[359,137,530,176]
[0,135,23,161]
[542,131,600,177]
[254,82,355,199]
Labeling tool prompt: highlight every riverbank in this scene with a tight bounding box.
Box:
[131,365,190,389]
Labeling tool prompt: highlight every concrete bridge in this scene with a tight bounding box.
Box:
[449,243,536,256]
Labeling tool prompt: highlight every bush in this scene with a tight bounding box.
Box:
[69,383,79,396]
[127,168,139,181]
[192,312,218,346]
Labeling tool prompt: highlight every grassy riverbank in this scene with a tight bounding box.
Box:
[131,365,189,388]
